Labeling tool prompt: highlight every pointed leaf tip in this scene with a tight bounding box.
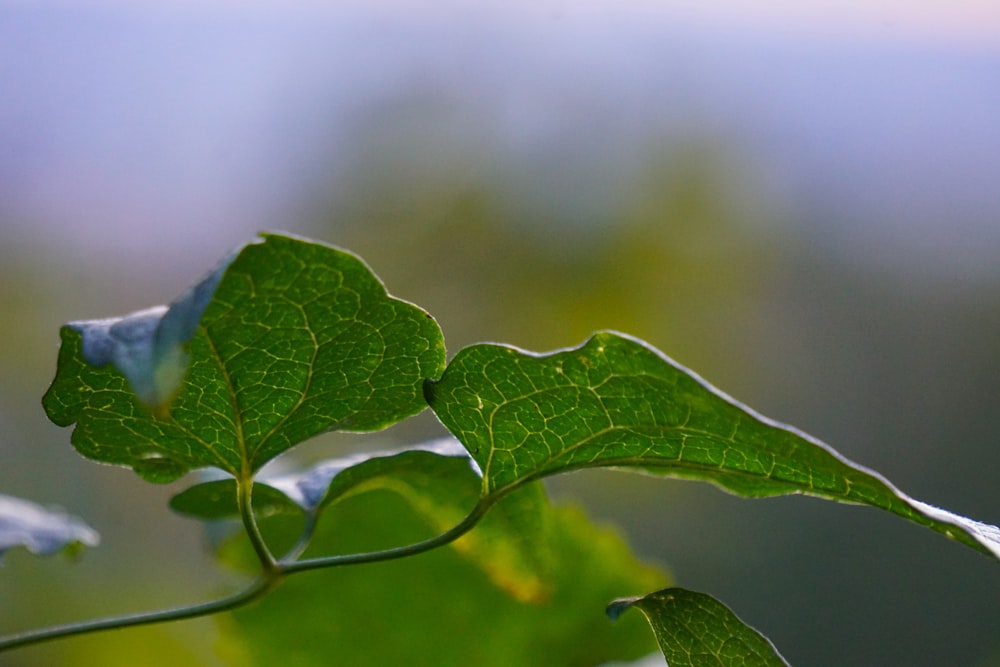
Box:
[427,331,1000,562]
[610,588,789,667]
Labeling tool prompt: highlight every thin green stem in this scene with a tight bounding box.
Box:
[279,512,318,562]
[280,498,492,575]
[237,475,278,573]
[0,495,494,653]
[0,576,274,652]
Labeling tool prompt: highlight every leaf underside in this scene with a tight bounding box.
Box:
[608,587,789,667]
[43,233,446,483]
[425,331,1000,561]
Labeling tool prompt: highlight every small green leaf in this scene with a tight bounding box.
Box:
[608,587,789,667]
[0,494,99,561]
[43,233,446,483]
[169,438,477,520]
[425,331,1000,561]
[169,477,299,521]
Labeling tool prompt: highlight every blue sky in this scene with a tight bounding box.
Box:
[2,1,998,283]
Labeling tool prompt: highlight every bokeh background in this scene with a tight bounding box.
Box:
[2,1,1000,665]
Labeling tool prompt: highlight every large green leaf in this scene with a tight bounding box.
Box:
[425,331,1000,560]
[608,588,788,667]
[0,494,99,561]
[216,487,667,667]
[43,233,446,483]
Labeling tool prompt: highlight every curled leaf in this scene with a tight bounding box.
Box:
[67,248,235,416]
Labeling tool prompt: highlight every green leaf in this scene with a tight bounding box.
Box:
[43,233,446,483]
[191,438,553,601]
[216,488,667,667]
[169,478,298,521]
[425,331,1000,561]
[608,587,789,667]
[0,494,99,561]
[168,438,477,520]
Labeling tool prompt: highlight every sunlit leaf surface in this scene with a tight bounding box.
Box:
[426,331,1000,560]
[608,588,788,667]
[0,494,99,561]
[42,233,446,483]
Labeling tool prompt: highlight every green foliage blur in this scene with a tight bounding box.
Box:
[2,129,1000,666]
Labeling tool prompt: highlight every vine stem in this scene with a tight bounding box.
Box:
[280,497,492,575]
[237,475,278,573]
[0,577,273,652]
[0,497,493,653]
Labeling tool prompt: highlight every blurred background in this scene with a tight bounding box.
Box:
[2,1,1000,665]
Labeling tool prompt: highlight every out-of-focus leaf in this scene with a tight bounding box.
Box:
[0,494,99,561]
[608,588,789,667]
[425,331,1000,561]
[216,488,667,667]
[43,233,446,483]
[169,479,298,521]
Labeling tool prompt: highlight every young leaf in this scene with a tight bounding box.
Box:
[43,233,446,483]
[608,588,789,667]
[0,494,99,561]
[168,438,477,520]
[425,331,1000,561]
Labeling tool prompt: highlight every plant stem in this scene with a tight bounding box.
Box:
[237,475,278,573]
[0,497,493,653]
[0,577,273,652]
[280,498,491,575]
[279,512,318,562]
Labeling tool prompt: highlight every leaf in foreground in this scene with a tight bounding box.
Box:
[216,489,666,667]
[0,494,99,561]
[425,331,1000,561]
[608,588,788,667]
[43,233,446,483]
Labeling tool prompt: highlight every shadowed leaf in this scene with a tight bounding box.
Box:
[608,588,788,667]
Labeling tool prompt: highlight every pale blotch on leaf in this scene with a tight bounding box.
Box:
[68,249,237,416]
